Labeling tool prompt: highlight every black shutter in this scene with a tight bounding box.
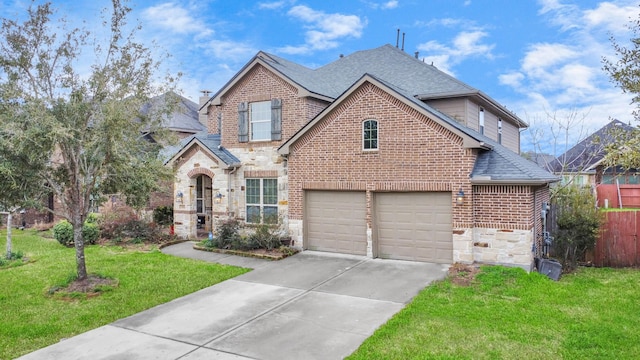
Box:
[271,98,282,141]
[238,102,248,142]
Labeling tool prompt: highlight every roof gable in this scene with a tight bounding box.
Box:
[278,74,486,155]
[163,133,240,168]
[279,73,556,185]
[201,45,526,127]
[551,119,635,173]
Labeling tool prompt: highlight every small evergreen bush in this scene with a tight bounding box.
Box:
[53,220,74,246]
[53,214,101,246]
[152,206,173,226]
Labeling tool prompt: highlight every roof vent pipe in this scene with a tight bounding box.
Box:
[414,51,419,59]
[396,28,400,48]
[402,32,405,51]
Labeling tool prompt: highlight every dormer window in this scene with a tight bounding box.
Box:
[363,119,378,150]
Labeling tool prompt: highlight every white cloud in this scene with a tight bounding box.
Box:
[417,30,494,73]
[258,1,288,10]
[508,1,638,152]
[382,1,399,9]
[499,72,525,88]
[281,5,366,53]
[142,3,211,36]
[521,43,577,73]
[204,39,256,62]
[584,2,637,34]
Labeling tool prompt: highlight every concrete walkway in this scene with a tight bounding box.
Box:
[19,242,449,360]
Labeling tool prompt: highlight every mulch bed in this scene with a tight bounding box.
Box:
[448,263,480,286]
[193,244,299,261]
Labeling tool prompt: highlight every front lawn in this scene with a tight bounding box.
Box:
[348,265,640,359]
[0,229,249,359]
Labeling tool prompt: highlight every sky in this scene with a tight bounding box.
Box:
[1,0,639,154]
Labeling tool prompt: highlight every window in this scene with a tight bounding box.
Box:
[250,101,271,141]
[479,107,485,135]
[363,119,378,150]
[238,99,282,142]
[246,178,278,224]
[498,118,503,144]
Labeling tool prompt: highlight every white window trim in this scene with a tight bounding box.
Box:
[250,101,271,142]
[479,107,485,135]
[363,119,378,151]
[245,178,278,224]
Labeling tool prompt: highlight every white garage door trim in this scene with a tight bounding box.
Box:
[305,190,367,256]
[375,192,452,263]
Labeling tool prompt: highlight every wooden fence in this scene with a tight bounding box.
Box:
[595,211,640,267]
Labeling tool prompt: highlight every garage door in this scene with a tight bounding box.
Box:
[375,192,452,263]
[306,191,367,255]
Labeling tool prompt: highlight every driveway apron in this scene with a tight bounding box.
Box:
[18,242,449,360]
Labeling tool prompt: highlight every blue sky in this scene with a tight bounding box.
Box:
[2,0,639,153]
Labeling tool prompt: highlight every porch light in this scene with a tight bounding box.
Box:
[456,188,465,206]
[176,190,184,203]
[214,191,223,204]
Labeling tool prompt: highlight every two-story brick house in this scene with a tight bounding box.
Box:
[166,44,557,270]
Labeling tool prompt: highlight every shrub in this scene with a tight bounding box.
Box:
[247,223,281,250]
[203,219,283,251]
[207,218,242,249]
[53,220,74,246]
[53,217,101,246]
[99,210,174,243]
[82,222,100,245]
[552,185,603,270]
[152,206,173,226]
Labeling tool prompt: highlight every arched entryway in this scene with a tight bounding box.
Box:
[186,167,215,238]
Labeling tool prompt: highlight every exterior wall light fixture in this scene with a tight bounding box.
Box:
[214,191,223,204]
[176,190,184,203]
[455,188,465,206]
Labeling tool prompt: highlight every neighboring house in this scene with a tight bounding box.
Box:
[23,92,204,226]
[550,119,635,187]
[166,44,557,270]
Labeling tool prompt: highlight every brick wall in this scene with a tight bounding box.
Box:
[287,82,476,226]
[211,64,315,149]
[472,185,534,230]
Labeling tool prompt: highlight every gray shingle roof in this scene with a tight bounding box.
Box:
[379,76,557,184]
[162,133,240,166]
[142,92,206,134]
[262,44,476,99]
[551,119,634,173]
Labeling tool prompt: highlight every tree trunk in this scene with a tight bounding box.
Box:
[72,214,87,280]
[5,213,11,260]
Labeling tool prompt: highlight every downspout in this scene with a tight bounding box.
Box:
[228,165,239,217]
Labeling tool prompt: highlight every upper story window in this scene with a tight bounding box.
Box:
[363,119,378,150]
[250,101,271,140]
[238,99,282,143]
[498,118,503,144]
[479,107,485,135]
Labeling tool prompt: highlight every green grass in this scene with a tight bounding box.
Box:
[348,265,640,360]
[0,230,249,359]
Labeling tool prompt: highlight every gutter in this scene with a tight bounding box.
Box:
[470,178,560,186]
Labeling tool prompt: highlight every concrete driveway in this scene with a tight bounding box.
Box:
[19,242,449,360]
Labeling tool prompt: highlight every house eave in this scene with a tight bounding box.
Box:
[416,90,528,129]
[202,54,333,110]
[470,178,559,185]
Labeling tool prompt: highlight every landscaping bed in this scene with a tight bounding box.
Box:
[193,243,298,260]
